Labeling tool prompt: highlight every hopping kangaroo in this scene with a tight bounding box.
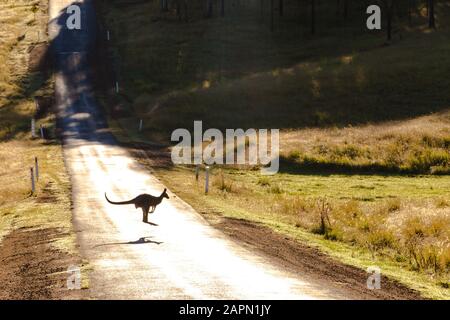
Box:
[105,189,169,223]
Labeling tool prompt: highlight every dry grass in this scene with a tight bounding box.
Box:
[0,0,77,256]
[146,165,450,298]
[0,0,48,108]
[281,112,450,174]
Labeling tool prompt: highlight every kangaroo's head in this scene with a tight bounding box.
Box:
[161,188,169,199]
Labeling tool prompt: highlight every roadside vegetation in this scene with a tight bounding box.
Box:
[0,0,78,260]
[98,0,450,299]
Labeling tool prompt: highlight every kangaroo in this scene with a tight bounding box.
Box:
[105,189,169,223]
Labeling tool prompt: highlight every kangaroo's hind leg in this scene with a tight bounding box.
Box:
[150,206,156,213]
[142,206,150,223]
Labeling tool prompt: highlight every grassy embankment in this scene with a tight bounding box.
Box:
[0,0,85,283]
[99,0,449,298]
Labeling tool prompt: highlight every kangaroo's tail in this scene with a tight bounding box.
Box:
[104,193,136,205]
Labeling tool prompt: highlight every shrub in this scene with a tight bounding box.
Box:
[385,198,401,212]
[257,176,271,186]
[287,150,301,161]
[213,171,233,193]
[269,184,283,194]
[366,229,396,251]
[408,149,450,173]
[435,197,449,208]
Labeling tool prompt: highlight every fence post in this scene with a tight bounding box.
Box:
[35,157,39,182]
[115,81,119,93]
[34,97,39,113]
[40,124,45,139]
[30,167,35,194]
[195,165,199,181]
[31,118,36,138]
[205,166,209,194]
[139,119,143,132]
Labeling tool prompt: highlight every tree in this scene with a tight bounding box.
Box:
[428,0,436,29]
[160,0,169,12]
[176,0,181,19]
[184,0,188,22]
[311,0,316,34]
[271,0,274,31]
[381,0,395,41]
[408,0,413,26]
[206,0,213,18]
[279,0,284,16]
[343,0,349,21]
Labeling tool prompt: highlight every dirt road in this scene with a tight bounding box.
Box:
[48,0,418,300]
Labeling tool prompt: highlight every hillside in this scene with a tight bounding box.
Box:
[96,0,450,299]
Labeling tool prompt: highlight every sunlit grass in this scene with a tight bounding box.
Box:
[150,165,450,299]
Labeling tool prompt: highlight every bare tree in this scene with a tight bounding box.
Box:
[271,0,274,31]
[206,0,213,18]
[381,0,395,41]
[183,0,188,22]
[428,0,436,29]
[343,0,349,21]
[160,0,169,12]
[408,0,413,26]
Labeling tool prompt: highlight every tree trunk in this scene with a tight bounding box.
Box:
[386,1,392,41]
[271,0,274,31]
[206,0,213,18]
[408,0,412,26]
[343,0,348,20]
[260,0,264,18]
[161,0,169,12]
[428,0,436,29]
[279,0,283,16]
[221,0,225,17]
[311,0,316,34]
[184,0,188,22]
[176,0,181,19]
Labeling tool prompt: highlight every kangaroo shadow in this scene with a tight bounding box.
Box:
[143,221,159,226]
[93,236,163,248]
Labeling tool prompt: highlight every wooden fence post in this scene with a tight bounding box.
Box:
[40,124,45,139]
[195,165,199,181]
[35,157,39,182]
[31,118,36,138]
[30,167,35,194]
[205,166,209,194]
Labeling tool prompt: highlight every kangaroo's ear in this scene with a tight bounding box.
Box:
[164,188,167,192]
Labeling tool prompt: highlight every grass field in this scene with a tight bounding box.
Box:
[146,165,450,299]
[0,0,78,258]
[102,0,450,174]
[99,0,450,298]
